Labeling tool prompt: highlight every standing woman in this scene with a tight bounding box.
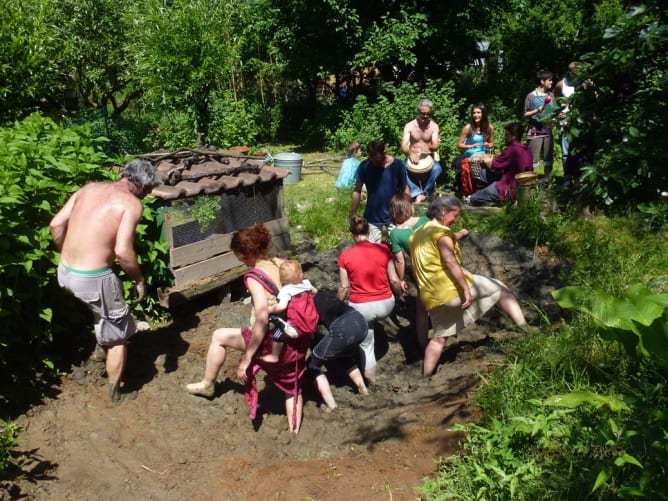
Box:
[388,193,469,350]
[410,196,532,377]
[337,216,402,383]
[186,223,308,433]
[456,103,495,158]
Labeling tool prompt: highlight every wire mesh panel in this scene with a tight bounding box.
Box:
[168,183,282,249]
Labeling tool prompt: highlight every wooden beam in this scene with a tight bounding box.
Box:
[158,265,247,308]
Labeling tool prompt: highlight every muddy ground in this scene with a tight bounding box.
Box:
[2,233,563,500]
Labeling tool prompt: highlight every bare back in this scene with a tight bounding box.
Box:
[53,181,143,270]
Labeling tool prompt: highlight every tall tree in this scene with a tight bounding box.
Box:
[575,2,668,207]
[129,0,244,140]
[0,0,60,122]
[51,0,140,117]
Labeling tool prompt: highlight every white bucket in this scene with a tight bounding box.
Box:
[273,152,303,185]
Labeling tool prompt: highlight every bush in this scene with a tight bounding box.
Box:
[0,420,18,475]
[0,113,112,412]
[208,90,262,148]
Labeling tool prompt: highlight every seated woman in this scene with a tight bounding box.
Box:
[186,223,310,434]
[454,104,495,194]
[457,103,495,158]
[337,216,402,383]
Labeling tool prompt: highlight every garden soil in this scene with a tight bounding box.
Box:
[3,233,564,501]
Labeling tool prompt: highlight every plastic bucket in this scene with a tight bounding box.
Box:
[273,151,303,185]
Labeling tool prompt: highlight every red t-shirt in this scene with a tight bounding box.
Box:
[338,241,393,303]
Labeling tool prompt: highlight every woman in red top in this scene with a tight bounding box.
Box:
[337,216,402,383]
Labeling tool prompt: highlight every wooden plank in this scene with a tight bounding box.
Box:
[172,232,290,287]
[158,265,248,308]
[170,216,290,269]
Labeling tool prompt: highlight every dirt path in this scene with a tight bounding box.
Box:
[3,234,561,500]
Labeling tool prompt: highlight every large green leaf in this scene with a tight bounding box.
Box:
[544,390,630,412]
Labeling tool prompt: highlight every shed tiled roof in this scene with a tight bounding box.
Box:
[144,148,289,201]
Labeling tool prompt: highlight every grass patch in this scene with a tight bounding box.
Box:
[282,151,354,251]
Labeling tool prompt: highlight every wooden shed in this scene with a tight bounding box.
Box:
[147,148,290,307]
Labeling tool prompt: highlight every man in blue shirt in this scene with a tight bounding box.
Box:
[350,140,410,243]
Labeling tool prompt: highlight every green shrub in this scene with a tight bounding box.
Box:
[0,420,18,475]
[208,90,262,148]
[420,196,668,500]
[326,81,463,163]
[143,110,199,151]
[0,113,113,410]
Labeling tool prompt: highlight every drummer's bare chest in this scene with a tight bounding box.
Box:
[410,122,436,142]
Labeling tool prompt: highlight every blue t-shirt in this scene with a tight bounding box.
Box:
[335,157,360,189]
[356,157,407,226]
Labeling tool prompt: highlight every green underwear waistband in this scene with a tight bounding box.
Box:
[61,263,112,275]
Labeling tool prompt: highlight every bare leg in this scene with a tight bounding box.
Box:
[416,297,429,351]
[106,344,127,403]
[187,327,245,397]
[498,287,527,326]
[315,373,337,409]
[423,337,447,377]
[347,367,368,395]
[285,394,303,433]
[364,366,376,385]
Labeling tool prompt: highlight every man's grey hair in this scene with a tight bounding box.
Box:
[417,98,433,112]
[427,194,461,219]
[122,160,159,188]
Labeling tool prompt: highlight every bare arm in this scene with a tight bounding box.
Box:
[386,259,403,298]
[430,122,440,151]
[114,203,145,285]
[393,250,405,282]
[401,124,412,155]
[456,125,473,152]
[393,250,409,294]
[49,192,79,251]
[438,235,472,309]
[338,267,350,301]
[268,296,289,315]
[350,181,363,217]
[455,228,470,240]
[237,278,270,381]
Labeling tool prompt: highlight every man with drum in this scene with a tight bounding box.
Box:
[401,98,443,203]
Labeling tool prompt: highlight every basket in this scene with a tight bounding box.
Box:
[515,171,539,187]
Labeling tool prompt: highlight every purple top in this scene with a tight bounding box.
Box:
[492,142,533,200]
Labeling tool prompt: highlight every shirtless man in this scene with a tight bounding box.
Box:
[49,160,158,403]
[401,98,443,203]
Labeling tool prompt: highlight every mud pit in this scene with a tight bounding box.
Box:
[4,233,562,500]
